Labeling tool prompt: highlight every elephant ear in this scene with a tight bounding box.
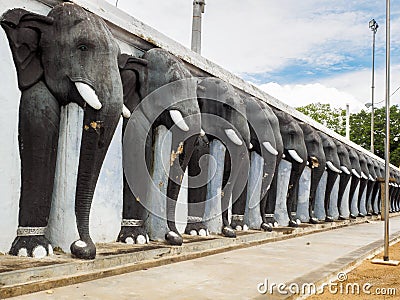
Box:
[118,53,148,111]
[1,8,53,91]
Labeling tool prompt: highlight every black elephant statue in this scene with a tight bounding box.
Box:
[318,132,342,222]
[270,109,307,227]
[334,140,352,220]
[187,78,251,238]
[1,3,124,259]
[118,48,201,246]
[298,123,326,224]
[231,96,279,232]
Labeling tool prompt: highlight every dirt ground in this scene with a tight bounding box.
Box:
[308,241,400,299]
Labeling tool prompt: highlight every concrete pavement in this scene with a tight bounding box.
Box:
[10,216,400,300]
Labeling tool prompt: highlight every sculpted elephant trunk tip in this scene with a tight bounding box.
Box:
[288,149,303,163]
[352,169,361,178]
[262,142,278,156]
[169,110,189,132]
[74,82,102,110]
[340,166,351,175]
[224,129,243,146]
[122,105,131,119]
[326,161,342,173]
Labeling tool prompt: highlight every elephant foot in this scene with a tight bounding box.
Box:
[350,214,357,219]
[185,221,209,237]
[338,215,348,221]
[117,225,149,245]
[309,217,320,224]
[9,235,53,258]
[288,219,299,228]
[70,239,96,260]
[325,216,334,222]
[372,212,379,216]
[366,213,372,216]
[165,231,183,246]
[265,214,279,228]
[358,213,366,217]
[230,215,248,231]
[222,226,236,238]
[260,222,273,232]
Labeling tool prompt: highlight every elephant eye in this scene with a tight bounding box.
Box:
[78,44,89,51]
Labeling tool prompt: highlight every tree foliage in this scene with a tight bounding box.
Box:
[296,103,400,167]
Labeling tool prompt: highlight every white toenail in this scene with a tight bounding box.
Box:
[199,229,207,236]
[268,223,273,227]
[18,248,28,257]
[243,224,249,231]
[206,229,210,236]
[125,237,134,244]
[296,219,301,225]
[190,230,198,236]
[75,240,87,248]
[168,231,179,238]
[32,246,47,258]
[136,235,146,244]
[274,222,278,227]
[235,225,242,231]
[48,245,53,256]
[146,234,150,243]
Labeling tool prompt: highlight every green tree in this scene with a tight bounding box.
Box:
[297,103,400,166]
[296,103,346,136]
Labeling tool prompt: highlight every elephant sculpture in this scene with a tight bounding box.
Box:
[118,49,201,246]
[317,132,341,222]
[357,152,370,217]
[347,147,362,218]
[230,96,279,231]
[270,109,307,227]
[364,156,377,215]
[298,123,326,224]
[187,78,251,238]
[1,3,124,259]
[335,140,352,219]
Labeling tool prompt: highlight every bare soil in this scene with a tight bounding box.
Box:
[308,241,400,299]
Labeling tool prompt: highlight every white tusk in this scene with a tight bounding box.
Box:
[169,110,189,132]
[369,174,375,181]
[249,143,253,149]
[340,166,351,175]
[326,161,341,173]
[262,142,278,156]
[75,82,102,110]
[282,153,286,158]
[306,161,309,166]
[360,171,368,180]
[122,105,131,118]
[288,149,303,163]
[200,129,206,136]
[224,129,243,145]
[351,169,361,178]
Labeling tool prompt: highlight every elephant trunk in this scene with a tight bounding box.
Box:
[71,82,123,259]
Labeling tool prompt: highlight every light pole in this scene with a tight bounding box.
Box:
[369,19,378,154]
[191,0,206,54]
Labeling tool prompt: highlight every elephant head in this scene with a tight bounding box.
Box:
[272,109,307,227]
[334,140,352,219]
[298,123,326,223]
[118,48,201,245]
[317,132,341,222]
[191,77,251,237]
[2,3,123,259]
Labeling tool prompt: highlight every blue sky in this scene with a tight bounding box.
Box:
[106,0,400,112]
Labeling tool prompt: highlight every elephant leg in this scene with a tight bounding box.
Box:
[357,180,368,216]
[308,167,324,223]
[186,135,209,237]
[231,184,247,231]
[287,169,301,227]
[118,127,152,245]
[70,103,121,259]
[337,175,351,218]
[324,171,338,222]
[10,82,60,258]
[165,135,198,245]
[264,162,280,226]
[349,178,360,218]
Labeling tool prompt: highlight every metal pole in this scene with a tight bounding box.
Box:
[384,0,390,262]
[371,27,376,153]
[345,103,350,139]
[191,0,205,54]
